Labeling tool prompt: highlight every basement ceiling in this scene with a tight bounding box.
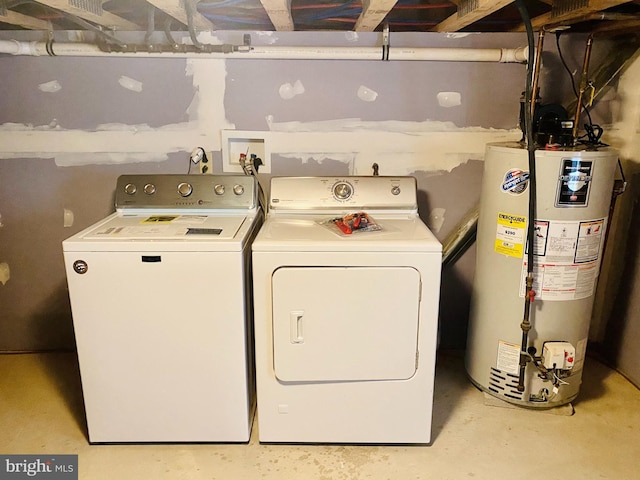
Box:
[0,0,639,36]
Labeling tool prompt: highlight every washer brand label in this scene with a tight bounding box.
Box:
[495,212,526,258]
[501,169,530,195]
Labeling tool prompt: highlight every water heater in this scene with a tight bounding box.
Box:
[466,142,617,407]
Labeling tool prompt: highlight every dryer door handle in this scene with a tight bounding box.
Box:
[290,311,304,344]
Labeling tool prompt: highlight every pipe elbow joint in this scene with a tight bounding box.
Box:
[501,46,529,63]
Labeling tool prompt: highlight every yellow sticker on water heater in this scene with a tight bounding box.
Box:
[495,212,526,258]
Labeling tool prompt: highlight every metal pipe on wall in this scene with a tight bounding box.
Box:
[573,35,594,141]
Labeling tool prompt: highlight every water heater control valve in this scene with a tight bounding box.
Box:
[542,342,576,370]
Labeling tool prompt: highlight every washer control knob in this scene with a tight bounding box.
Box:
[143,183,156,195]
[177,182,193,197]
[73,260,88,275]
[233,184,245,196]
[124,183,137,195]
[214,184,226,195]
[391,186,401,196]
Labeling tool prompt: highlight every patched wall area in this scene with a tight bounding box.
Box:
[0,31,592,351]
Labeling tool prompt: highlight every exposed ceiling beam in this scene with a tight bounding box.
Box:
[0,9,51,30]
[542,12,640,31]
[433,0,514,32]
[591,18,640,34]
[33,0,140,30]
[513,0,633,31]
[354,0,398,32]
[259,0,294,31]
[145,0,212,30]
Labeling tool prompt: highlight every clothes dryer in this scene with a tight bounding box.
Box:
[252,176,442,444]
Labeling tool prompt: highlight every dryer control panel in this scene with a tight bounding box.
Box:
[115,174,257,211]
[269,176,418,212]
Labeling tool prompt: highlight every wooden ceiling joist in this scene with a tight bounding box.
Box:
[34,0,140,30]
[433,0,514,32]
[0,9,51,30]
[354,0,398,32]
[514,0,633,31]
[145,0,212,30]
[591,17,640,34]
[259,0,294,31]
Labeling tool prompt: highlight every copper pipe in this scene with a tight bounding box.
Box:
[530,30,545,123]
[573,34,594,142]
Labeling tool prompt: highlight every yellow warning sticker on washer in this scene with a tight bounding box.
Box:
[495,212,526,258]
[141,215,179,224]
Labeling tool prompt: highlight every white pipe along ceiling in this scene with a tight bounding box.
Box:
[0,38,528,63]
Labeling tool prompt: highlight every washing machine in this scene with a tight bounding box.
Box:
[62,174,261,443]
[252,176,442,444]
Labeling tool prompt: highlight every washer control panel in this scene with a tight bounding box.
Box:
[116,174,257,210]
[270,176,417,211]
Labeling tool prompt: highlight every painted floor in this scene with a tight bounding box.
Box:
[1,351,638,480]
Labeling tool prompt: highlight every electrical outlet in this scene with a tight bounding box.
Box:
[222,130,271,174]
[200,151,213,174]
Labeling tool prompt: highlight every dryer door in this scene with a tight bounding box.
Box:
[272,266,421,382]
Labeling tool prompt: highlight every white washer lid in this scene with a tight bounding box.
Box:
[63,212,259,252]
[82,213,246,240]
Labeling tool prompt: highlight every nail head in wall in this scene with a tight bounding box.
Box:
[437,92,462,108]
[279,80,305,100]
[118,76,143,93]
[0,263,10,286]
[358,85,378,102]
[63,209,74,228]
[38,80,62,93]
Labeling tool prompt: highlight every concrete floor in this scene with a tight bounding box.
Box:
[1,351,639,480]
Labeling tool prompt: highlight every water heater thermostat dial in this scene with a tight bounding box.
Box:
[332,181,353,201]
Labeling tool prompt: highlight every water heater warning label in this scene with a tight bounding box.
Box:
[495,212,526,258]
[520,218,606,301]
[496,340,520,375]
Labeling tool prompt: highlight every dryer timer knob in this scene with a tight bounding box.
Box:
[391,186,401,196]
[233,184,245,195]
